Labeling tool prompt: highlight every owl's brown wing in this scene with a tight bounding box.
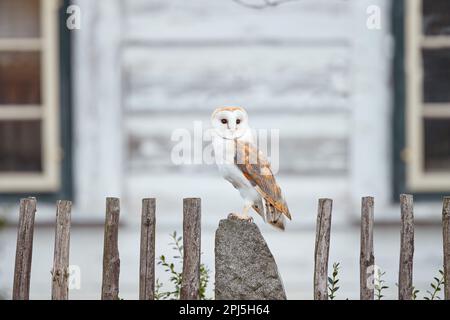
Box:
[234,140,292,222]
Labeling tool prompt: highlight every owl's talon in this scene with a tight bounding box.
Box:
[228,213,253,223]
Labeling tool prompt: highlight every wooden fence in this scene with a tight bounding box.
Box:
[8,195,450,300]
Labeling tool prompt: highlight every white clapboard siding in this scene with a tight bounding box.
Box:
[122,0,353,42]
[125,113,349,175]
[122,45,351,112]
[119,0,354,183]
[70,0,394,224]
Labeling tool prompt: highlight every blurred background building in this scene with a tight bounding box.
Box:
[0,0,449,299]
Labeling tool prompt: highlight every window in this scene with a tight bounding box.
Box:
[0,0,61,193]
[405,0,450,192]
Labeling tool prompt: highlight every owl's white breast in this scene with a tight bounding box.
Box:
[211,128,253,168]
[212,130,260,204]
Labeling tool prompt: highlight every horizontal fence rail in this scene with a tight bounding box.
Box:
[6,195,450,300]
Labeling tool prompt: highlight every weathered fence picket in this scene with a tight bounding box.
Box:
[101,197,121,300]
[314,198,333,300]
[398,194,414,300]
[12,197,37,300]
[7,194,450,300]
[360,196,374,300]
[180,198,202,300]
[443,196,450,300]
[139,198,156,300]
[51,200,72,300]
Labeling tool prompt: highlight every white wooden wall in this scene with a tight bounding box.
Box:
[73,0,394,225]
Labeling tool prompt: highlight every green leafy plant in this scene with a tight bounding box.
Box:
[424,269,444,300]
[375,269,388,300]
[199,263,210,299]
[155,231,210,300]
[328,262,340,300]
[154,279,167,300]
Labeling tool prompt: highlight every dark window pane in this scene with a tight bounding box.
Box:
[0,52,41,105]
[0,120,42,172]
[423,0,450,35]
[424,119,450,172]
[423,49,450,103]
[0,0,41,38]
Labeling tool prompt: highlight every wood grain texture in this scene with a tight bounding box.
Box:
[51,201,72,300]
[443,197,450,300]
[180,198,201,300]
[314,198,333,300]
[101,198,121,300]
[360,196,374,300]
[12,198,37,300]
[398,194,414,300]
[139,198,156,300]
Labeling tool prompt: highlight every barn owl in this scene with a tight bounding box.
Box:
[211,106,292,230]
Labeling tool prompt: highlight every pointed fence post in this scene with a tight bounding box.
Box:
[101,198,121,300]
[180,198,201,300]
[360,196,375,300]
[314,198,333,300]
[12,198,37,300]
[139,198,156,300]
[398,194,414,300]
[442,197,450,300]
[51,200,72,300]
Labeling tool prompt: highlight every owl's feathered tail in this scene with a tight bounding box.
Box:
[252,197,290,231]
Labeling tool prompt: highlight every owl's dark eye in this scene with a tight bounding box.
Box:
[221,119,228,124]
[236,119,241,125]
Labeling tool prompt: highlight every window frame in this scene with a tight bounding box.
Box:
[0,0,60,192]
[404,0,450,193]
[0,0,73,201]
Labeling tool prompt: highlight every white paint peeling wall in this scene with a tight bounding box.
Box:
[73,0,123,220]
[72,0,394,225]
[348,0,394,220]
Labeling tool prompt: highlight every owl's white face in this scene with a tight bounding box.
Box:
[211,107,250,140]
